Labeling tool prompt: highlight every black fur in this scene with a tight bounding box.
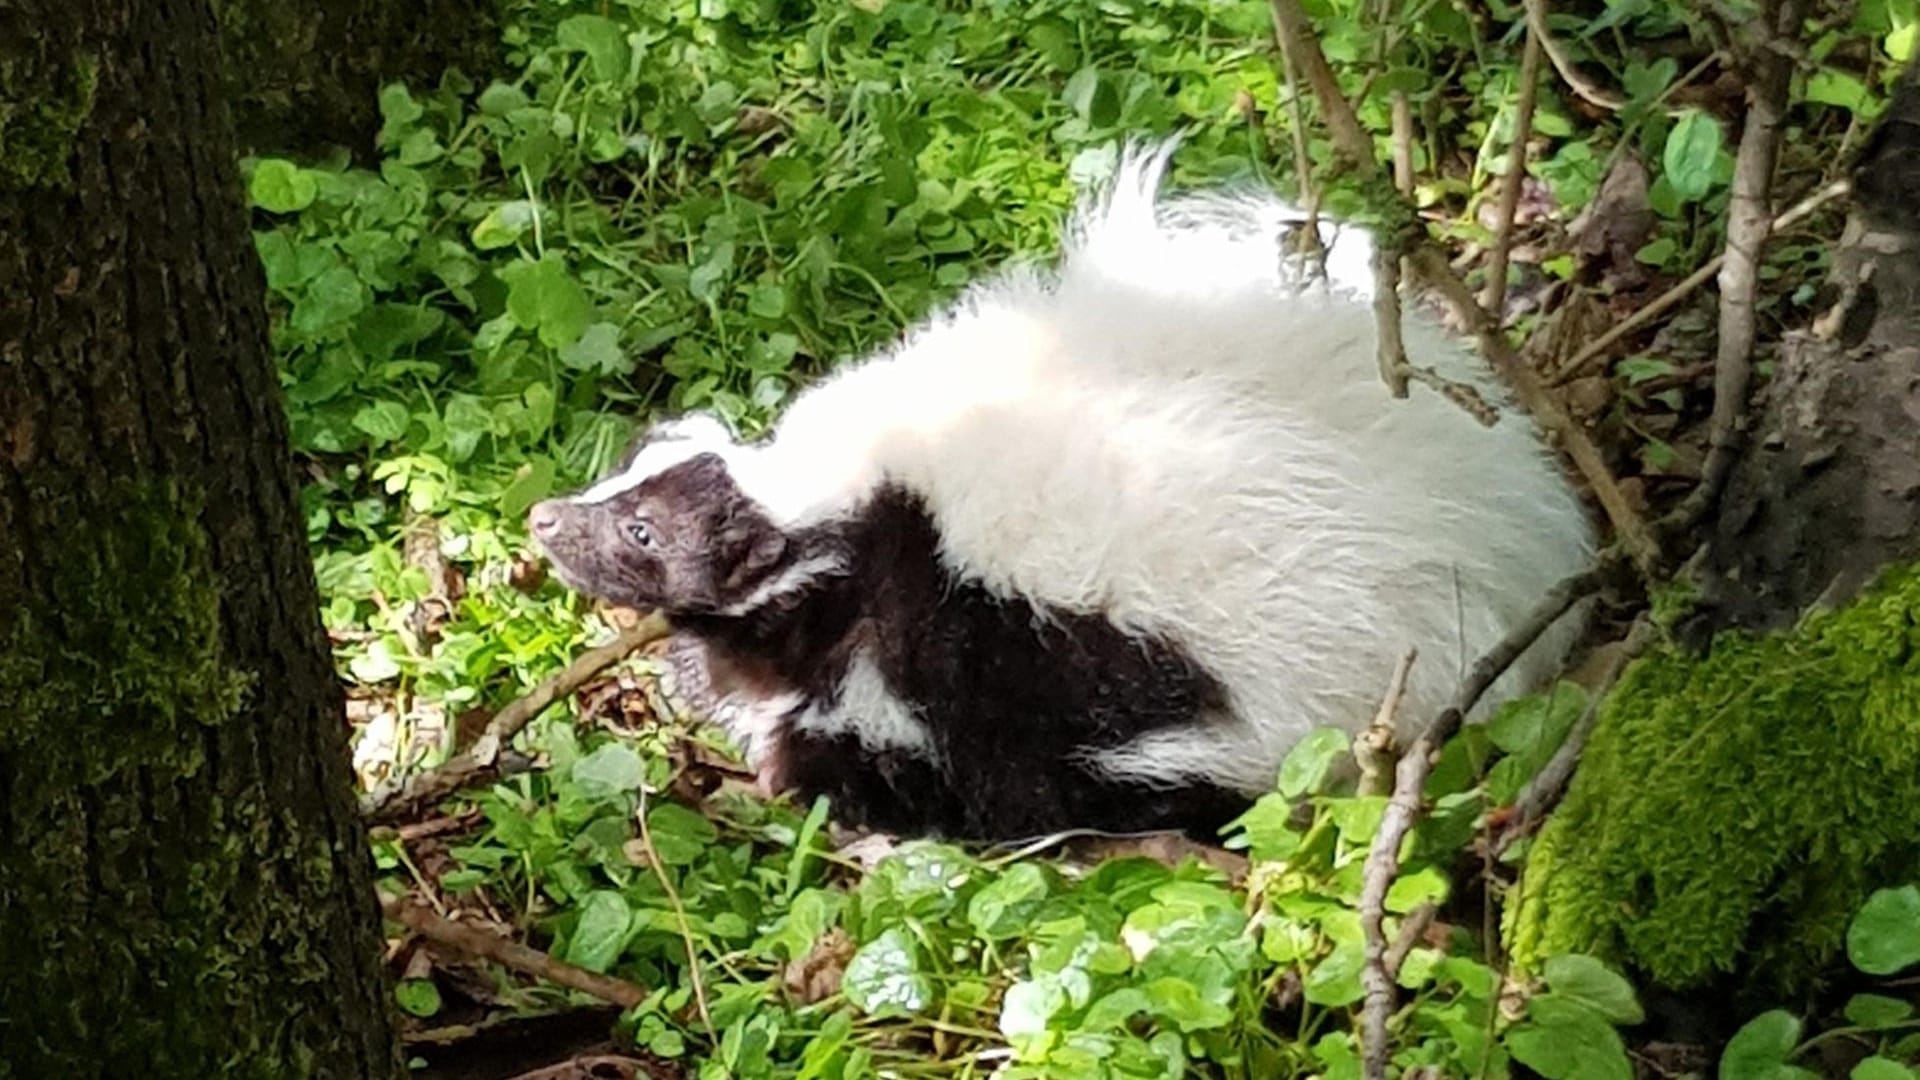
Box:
[675,486,1252,842]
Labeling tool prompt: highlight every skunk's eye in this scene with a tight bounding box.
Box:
[626,521,653,547]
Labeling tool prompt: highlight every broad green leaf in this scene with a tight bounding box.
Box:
[844,928,933,1017]
[501,256,594,350]
[476,81,530,116]
[1278,726,1351,798]
[1719,1010,1802,1079]
[351,400,411,446]
[967,862,1052,939]
[1140,976,1233,1032]
[1852,1058,1915,1080]
[1303,940,1366,1006]
[570,743,645,802]
[563,890,632,973]
[443,394,490,463]
[559,322,630,375]
[1851,886,1920,974]
[500,456,555,519]
[1508,995,1631,1080]
[644,801,718,865]
[250,159,316,213]
[472,201,536,250]
[1664,111,1725,201]
[999,978,1067,1037]
[557,14,631,82]
[1806,69,1870,113]
[1544,953,1644,1024]
[1845,993,1915,1028]
[1081,987,1153,1031]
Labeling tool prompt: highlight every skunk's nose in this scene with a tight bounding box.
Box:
[527,500,564,538]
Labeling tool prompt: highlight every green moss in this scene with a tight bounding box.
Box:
[0,49,99,190]
[1504,562,1920,992]
[0,477,251,784]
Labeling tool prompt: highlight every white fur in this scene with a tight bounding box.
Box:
[701,141,1596,793]
[572,415,734,504]
[791,652,938,757]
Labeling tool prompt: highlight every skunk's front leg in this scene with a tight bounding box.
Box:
[661,632,802,797]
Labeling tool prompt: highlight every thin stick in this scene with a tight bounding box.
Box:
[1384,901,1438,979]
[1666,0,1802,534]
[383,895,648,1009]
[1525,0,1625,111]
[1357,565,1602,1079]
[1481,24,1544,317]
[1547,179,1851,386]
[1495,617,1654,855]
[1374,243,1411,397]
[1269,0,1371,168]
[362,614,671,823]
[1390,92,1416,195]
[635,790,716,1039]
[1357,649,1418,796]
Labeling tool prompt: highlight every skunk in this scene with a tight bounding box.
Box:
[528,143,1596,842]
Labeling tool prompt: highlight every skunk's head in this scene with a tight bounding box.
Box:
[528,417,798,616]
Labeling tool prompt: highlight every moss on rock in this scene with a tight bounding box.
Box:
[1504,562,1920,992]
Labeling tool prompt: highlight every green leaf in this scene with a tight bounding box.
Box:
[1845,993,1915,1028]
[1636,236,1678,267]
[999,977,1067,1037]
[249,159,317,213]
[1806,69,1870,113]
[1385,864,1451,913]
[644,801,718,865]
[559,322,630,375]
[1851,886,1920,974]
[570,743,645,802]
[1063,66,1121,127]
[1509,996,1631,1080]
[1303,941,1366,1007]
[1140,976,1233,1032]
[1663,110,1726,202]
[564,890,632,973]
[1277,726,1351,798]
[1081,987,1153,1032]
[501,457,555,519]
[476,81,530,116]
[351,400,411,446]
[967,862,1052,939]
[443,394,490,463]
[394,978,442,1018]
[501,256,594,350]
[1852,1058,1915,1080]
[472,201,536,250]
[1544,954,1644,1024]
[557,14,631,82]
[290,266,369,337]
[844,928,933,1017]
[1719,1010,1802,1079]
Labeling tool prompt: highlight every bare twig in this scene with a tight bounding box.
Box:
[1398,363,1501,426]
[1666,0,1803,535]
[1384,901,1439,979]
[634,790,716,1039]
[1357,649,1419,796]
[1357,565,1602,1079]
[1265,0,1658,570]
[1481,24,1545,318]
[382,894,648,1009]
[1390,92,1416,195]
[1524,0,1626,112]
[1546,179,1851,386]
[1374,243,1412,397]
[1494,617,1655,855]
[362,615,672,823]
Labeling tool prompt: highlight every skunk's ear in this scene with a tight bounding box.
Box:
[716,511,789,594]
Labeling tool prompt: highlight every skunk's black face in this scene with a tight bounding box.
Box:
[528,447,790,616]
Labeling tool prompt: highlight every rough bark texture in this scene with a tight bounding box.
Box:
[1689,61,1920,637]
[0,0,402,1074]
[214,0,499,161]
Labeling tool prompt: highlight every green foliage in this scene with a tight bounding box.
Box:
[1507,564,1920,991]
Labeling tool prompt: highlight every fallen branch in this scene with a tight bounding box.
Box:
[1546,178,1851,387]
[1481,21,1545,318]
[1524,0,1625,112]
[383,894,648,1009]
[362,614,672,823]
[1357,565,1602,1080]
[1265,0,1658,570]
[1494,616,1655,856]
[1665,0,1803,535]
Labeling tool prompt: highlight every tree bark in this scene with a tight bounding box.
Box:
[212,0,500,162]
[1688,60,1920,637]
[0,0,401,1074]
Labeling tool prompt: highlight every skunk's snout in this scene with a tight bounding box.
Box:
[527,499,566,539]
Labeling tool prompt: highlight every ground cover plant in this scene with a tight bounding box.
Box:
[252,0,1920,1075]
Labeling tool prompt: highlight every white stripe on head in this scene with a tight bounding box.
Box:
[717,552,850,617]
[573,416,735,505]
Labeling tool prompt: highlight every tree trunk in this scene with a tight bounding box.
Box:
[213,0,501,162]
[0,0,402,1075]
[1690,60,1920,637]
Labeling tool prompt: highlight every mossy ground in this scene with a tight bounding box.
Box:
[1505,563,1920,993]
